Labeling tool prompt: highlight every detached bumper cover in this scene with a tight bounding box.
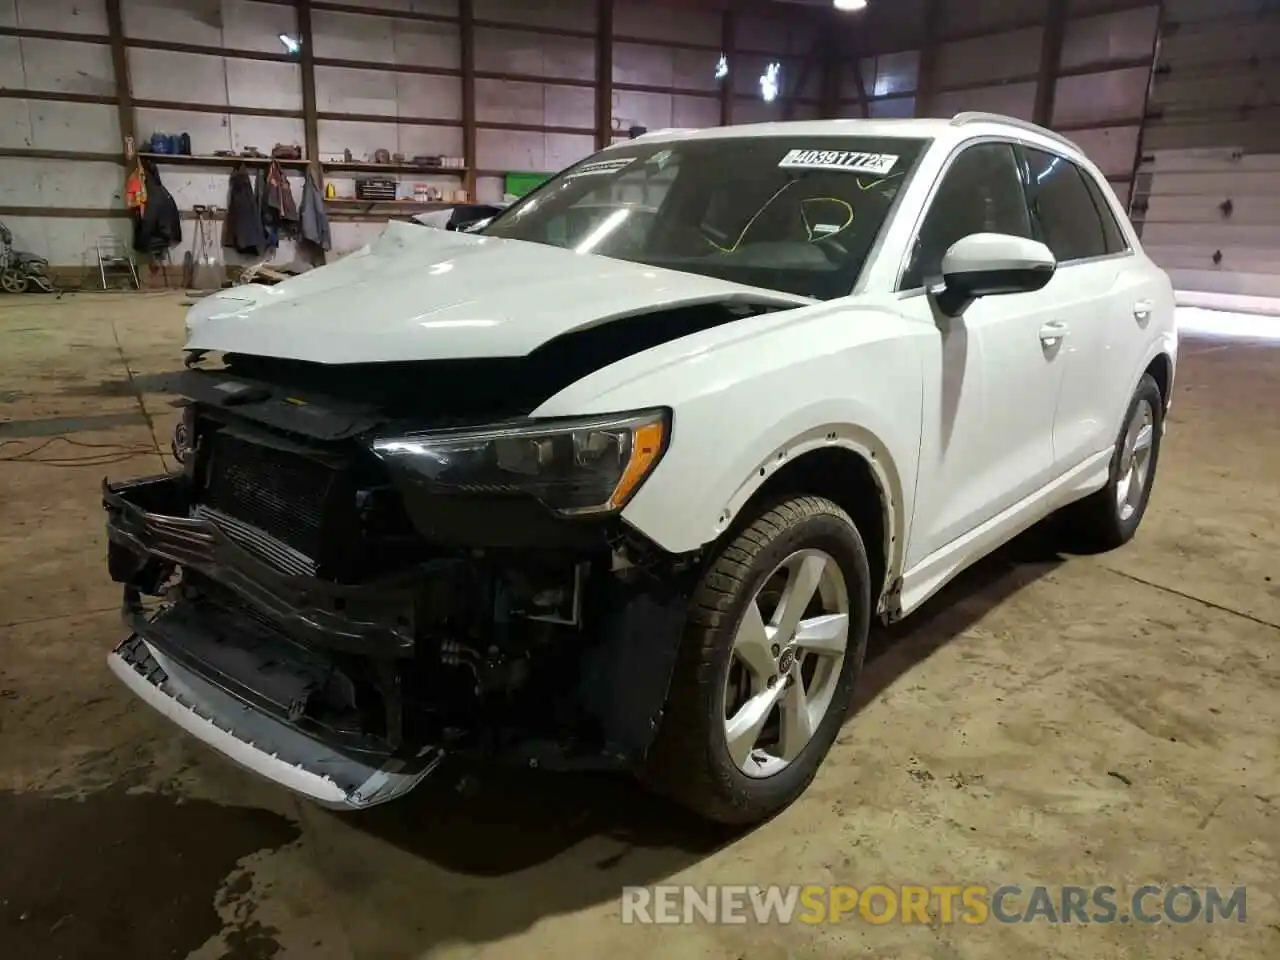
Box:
[109,633,442,809]
[103,473,415,657]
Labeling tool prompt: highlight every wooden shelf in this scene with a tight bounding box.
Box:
[137,153,467,177]
[324,160,466,176]
[324,198,459,213]
[137,152,304,167]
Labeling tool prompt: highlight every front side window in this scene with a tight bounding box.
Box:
[900,142,1032,291]
[482,135,929,300]
[1022,147,1113,262]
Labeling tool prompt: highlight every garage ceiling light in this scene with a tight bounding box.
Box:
[833,0,868,10]
[760,62,781,102]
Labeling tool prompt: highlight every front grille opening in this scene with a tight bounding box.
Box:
[202,430,339,562]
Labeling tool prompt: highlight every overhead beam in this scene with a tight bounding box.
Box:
[1125,2,1165,217]
[783,35,821,121]
[595,0,614,148]
[1034,0,1068,127]
[915,0,942,117]
[104,0,136,154]
[460,0,477,199]
[297,0,319,163]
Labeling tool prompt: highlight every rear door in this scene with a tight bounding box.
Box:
[1018,147,1152,470]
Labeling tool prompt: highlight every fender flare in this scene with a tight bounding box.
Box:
[693,418,911,605]
[1123,335,1177,427]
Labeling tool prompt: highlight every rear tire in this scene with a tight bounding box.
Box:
[1064,373,1164,552]
[643,496,871,825]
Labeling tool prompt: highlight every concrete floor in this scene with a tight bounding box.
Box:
[1,291,1277,960]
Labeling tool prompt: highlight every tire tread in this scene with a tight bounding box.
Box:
[645,495,865,824]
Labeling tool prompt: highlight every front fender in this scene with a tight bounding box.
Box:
[625,396,914,560]
[530,301,928,564]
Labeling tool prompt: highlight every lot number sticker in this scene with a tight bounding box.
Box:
[778,149,899,175]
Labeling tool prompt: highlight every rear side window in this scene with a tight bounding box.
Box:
[1079,170,1129,254]
[901,142,1032,290]
[1022,148,1122,261]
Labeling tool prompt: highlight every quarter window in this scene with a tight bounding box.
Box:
[901,142,1032,291]
[1022,148,1117,261]
[1079,168,1129,255]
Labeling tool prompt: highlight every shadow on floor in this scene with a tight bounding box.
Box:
[0,785,300,960]
[320,520,1067,952]
[0,523,1065,960]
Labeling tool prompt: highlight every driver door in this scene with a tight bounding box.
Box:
[896,141,1068,570]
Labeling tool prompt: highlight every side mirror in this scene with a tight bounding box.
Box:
[927,233,1057,317]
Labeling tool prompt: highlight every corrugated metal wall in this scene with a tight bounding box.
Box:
[1133,0,1280,300]
[834,0,1159,209]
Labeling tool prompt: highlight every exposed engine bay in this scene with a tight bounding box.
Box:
[102,305,785,806]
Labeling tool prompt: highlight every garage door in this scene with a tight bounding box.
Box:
[1132,0,1280,301]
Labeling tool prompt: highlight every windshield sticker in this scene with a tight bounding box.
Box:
[565,157,637,179]
[778,149,899,175]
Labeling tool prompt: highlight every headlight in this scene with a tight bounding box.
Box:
[370,409,669,516]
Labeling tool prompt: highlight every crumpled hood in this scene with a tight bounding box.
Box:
[185,222,810,363]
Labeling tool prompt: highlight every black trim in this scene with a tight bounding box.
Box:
[929,264,1056,318]
[104,474,417,657]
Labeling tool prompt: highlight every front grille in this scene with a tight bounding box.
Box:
[201,430,342,562]
[193,505,318,577]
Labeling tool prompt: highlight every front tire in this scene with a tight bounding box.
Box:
[643,496,871,825]
[1066,373,1164,551]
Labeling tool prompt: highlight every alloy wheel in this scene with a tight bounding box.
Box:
[723,548,850,779]
[1116,397,1155,522]
[1,269,28,294]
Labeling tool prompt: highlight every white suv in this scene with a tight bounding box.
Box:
[105,113,1176,825]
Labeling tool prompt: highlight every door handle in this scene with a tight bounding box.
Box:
[1039,321,1069,345]
[1133,299,1153,321]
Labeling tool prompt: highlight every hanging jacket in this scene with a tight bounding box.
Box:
[265,160,298,226]
[299,164,331,253]
[131,159,181,255]
[250,168,280,251]
[222,166,268,255]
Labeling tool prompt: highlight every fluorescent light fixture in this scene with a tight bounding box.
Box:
[760,62,781,103]
[833,0,868,10]
[278,33,300,54]
[715,53,729,80]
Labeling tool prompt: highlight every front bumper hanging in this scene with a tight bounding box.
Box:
[109,633,443,809]
[103,472,443,809]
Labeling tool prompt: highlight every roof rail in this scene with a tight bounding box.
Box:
[949,112,1081,153]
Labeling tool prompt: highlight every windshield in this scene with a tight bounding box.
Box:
[481,135,929,300]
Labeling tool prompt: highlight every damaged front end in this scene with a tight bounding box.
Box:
[103,355,696,810]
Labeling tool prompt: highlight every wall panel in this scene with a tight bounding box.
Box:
[933,82,1038,120]
[612,0,719,46]
[472,0,594,31]
[1136,2,1280,301]
[474,27,595,81]
[6,0,845,264]
[935,27,1044,89]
